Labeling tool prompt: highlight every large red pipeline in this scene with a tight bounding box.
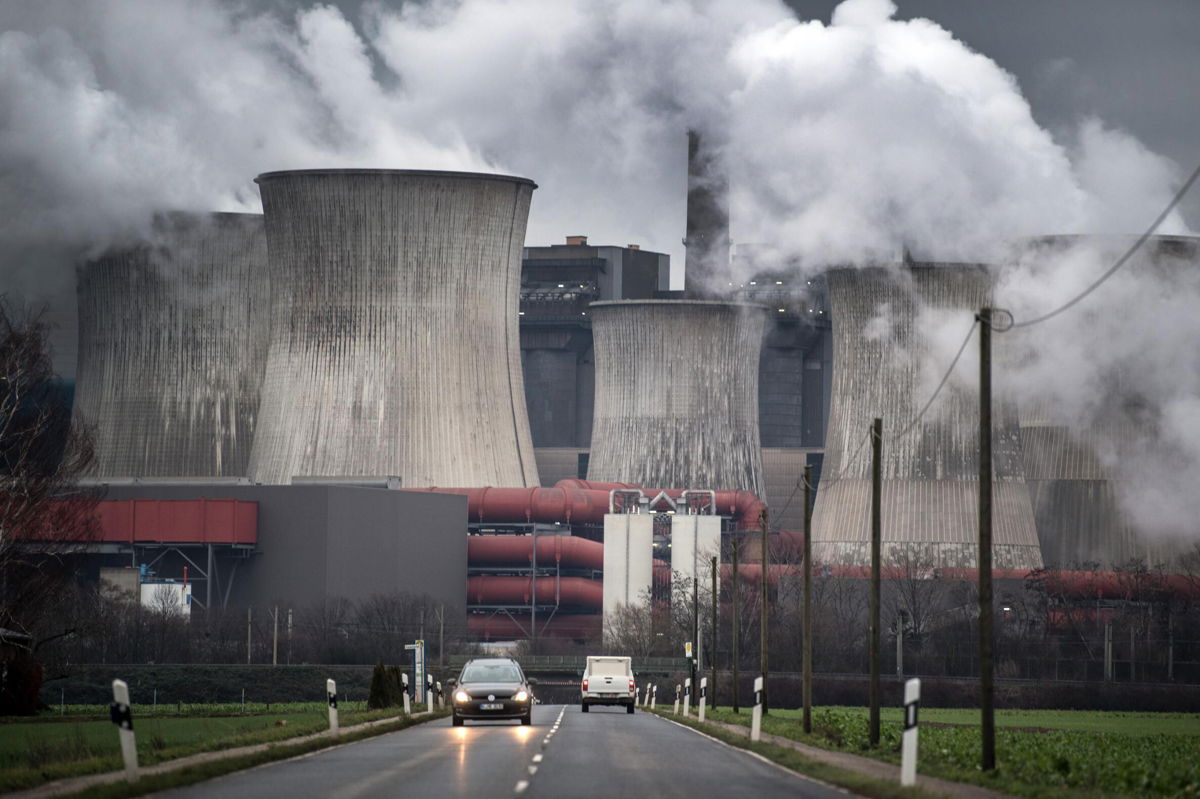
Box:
[414,480,766,529]
[718,564,1200,600]
[467,576,602,608]
[468,534,604,570]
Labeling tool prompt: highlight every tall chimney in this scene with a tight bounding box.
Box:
[683,131,731,299]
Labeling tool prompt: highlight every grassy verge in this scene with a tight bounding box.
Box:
[677,706,1200,798]
[0,705,437,794]
[654,711,946,799]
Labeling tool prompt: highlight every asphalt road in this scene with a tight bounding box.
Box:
[153,705,852,799]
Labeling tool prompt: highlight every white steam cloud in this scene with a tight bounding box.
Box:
[1,0,1196,546]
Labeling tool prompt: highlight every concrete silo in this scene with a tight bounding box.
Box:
[248,169,539,487]
[811,265,1043,569]
[586,300,767,496]
[73,212,269,477]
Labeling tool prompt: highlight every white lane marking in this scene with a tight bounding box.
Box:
[532,754,543,763]
[652,715,853,796]
[528,765,539,775]
[514,779,530,794]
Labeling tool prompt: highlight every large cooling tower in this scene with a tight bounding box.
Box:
[248,169,539,487]
[811,265,1043,569]
[73,212,269,477]
[1014,235,1200,568]
[587,300,767,495]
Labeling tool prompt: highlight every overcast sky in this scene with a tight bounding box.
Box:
[1,0,1197,368]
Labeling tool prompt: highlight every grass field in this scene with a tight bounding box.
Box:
[698,706,1200,798]
[0,701,429,793]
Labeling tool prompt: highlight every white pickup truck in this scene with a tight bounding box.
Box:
[580,655,636,714]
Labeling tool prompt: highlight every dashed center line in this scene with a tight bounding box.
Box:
[515,705,568,795]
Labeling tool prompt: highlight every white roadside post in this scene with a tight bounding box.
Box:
[673,684,681,714]
[435,681,443,710]
[326,678,339,735]
[901,678,921,787]
[426,674,434,714]
[110,679,138,781]
[650,684,657,710]
[401,673,411,715]
[750,676,764,742]
[683,677,691,717]
[698,677,708,722]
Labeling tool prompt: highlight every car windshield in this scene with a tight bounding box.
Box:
[461,663,521,683]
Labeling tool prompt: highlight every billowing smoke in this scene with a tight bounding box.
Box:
[1,0,1195,543]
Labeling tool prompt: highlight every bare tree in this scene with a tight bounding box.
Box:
[1,300,98,712]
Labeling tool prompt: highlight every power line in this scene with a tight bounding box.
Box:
[891,319,977,441]
[1008,163,1200,330]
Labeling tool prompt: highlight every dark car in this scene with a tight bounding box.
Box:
[449,657,536,726]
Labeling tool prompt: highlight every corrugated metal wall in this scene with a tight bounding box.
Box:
[587,300,767,495]
[247,169,539,487]
[73,212,268,477]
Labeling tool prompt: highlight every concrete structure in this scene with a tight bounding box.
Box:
[811,265,1043,569]
[73,212,269,477]
[95,482,467,613]
[520,236,669,449]
[683,131,731,298]
[1013,235,1200,568]
[587,300,768,496]
[670,514,721,593]
[602,514,654,619]
[248,169,539,487]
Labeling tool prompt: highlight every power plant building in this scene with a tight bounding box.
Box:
[73,212,269,478]
[248,169,540,488]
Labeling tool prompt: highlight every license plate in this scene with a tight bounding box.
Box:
[480,703,504,710]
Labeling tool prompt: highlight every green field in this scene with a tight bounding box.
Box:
[700,706,1200,798]
[0,702,428,793]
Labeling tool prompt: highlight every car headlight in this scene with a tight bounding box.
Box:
[454,690,469,703]
[514,690,529,702]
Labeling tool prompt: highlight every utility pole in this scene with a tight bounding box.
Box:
[802,464,813,734]
[246,606,252,665]
[438,604,445,669]
[732,534,740,713]
[692,561,699,696]
[710,555,718,711]
[977,307,996,771]
[869,417,882,747]
[287,608,293,665]
[759,507,769,715]
[272,605,279,667]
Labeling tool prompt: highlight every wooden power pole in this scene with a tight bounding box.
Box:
[869,417,882,747]
[760,507,769,715]
[732,535,740,713]
[802,464,813,734]
[978,307,996,771]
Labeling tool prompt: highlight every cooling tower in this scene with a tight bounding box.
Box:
[1013,235,1200,568]
[248,169,539,487]
[811,265,1043,570]
[587,300,767,496]
[73,212,269,477]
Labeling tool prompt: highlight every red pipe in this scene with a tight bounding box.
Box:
[467,576,602,608]
[414,482,766,529]
[468,535,604,570]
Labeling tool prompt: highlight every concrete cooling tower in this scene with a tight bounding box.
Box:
[248,169,539,487]
[1012,235,1200,568]
[811,265,1043,570]
[586,300,767,495]
[73,212,269,477]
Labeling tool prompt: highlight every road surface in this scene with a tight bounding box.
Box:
[154,705,852,798]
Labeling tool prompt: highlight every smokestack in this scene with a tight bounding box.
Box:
[683,131,731,299]
[247,169,539,487]
[811,265,1043,569]
[587,299,766,495]
[72,212,269,477]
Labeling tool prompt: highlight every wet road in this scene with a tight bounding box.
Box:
[154,705,852,799]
